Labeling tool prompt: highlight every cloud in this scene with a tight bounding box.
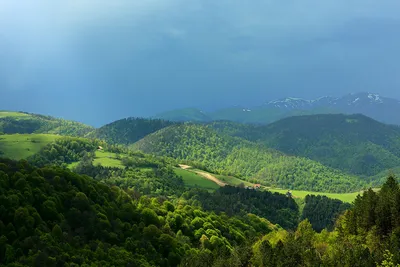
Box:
[1,0,400,124]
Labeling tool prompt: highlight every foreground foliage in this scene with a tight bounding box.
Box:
[0,159,275,266]
[249,176,400,266]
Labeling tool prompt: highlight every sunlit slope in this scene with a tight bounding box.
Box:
[0,134,61,159]
[220,114,400,177]
[174,168,220,191]
[133,124,364,193]
[0,111,94,137]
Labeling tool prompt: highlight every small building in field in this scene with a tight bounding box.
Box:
[97,146,103,150]
[253,184,261,190]
[286,190,292,198]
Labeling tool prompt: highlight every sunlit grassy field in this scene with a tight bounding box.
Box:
[215,174,254,187]
[93,150,124,168]
[174,168,220,191]
[180,167,363,203]
[0,111,29,118]
[0,134,60,159]
[267,188,361,203]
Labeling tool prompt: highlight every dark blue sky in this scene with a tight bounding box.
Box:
[1,1,400,126]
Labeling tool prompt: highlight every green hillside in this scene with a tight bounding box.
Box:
[0,111,94,137]
[0,158,278,266]
[174,168,220,191]
[0,134,60,160]
[133,124,364,192]
[225,114,400,177]
[88,117,176,145]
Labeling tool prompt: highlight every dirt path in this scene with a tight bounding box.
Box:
[178,164,191,169]
[178,164,226,187]
[193,170,227,187]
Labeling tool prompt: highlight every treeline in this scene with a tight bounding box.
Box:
[74,156,185,197]
[183,186,299,229]
[28,137,103,167]
[210,114,400,177]
[0,158,275,266]
[134,124,364,192]
[248,176,400,266]
[301,195,351,232]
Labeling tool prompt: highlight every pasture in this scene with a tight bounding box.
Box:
[0,134,60,159]
[174,168,220,191]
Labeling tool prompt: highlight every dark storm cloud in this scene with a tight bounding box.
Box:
[1,0,400,125]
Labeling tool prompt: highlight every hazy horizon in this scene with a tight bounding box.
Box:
[2,1,400,125]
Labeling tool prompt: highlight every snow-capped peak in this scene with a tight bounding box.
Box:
[266,92,389,110]
[367,93,383,103]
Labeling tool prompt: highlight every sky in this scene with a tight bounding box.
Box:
[1,1,400,126]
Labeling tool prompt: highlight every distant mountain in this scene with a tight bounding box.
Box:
[88,117,177,145]
[215,114,400,178]
[133,123,364,192]
[153,108,211,122]
[0,111,94,137]
[152,92,400,125]
[265,92,400,125]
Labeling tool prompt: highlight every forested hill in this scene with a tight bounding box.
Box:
[87,117,177,145]
[133,124,364,192]
[209,114,400,178]
[0,158,278,266]
[0,111,94,137]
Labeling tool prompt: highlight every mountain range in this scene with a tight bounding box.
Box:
[153,92,400,125]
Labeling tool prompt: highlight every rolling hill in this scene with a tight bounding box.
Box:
[87,117,177,145]
[133,124,364,192]
[215,114,400,178]
[0,134,61,160]
[0,111,94,136]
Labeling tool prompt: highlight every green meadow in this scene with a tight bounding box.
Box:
[0,111,29,118]
[174,168,220,191]
[215,174,254,187]
[178,167,362,203]
[93,150,124,168]
[267,188,361,203]
[0,134,60,160]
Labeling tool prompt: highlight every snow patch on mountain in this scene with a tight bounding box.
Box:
[266,92,388,110]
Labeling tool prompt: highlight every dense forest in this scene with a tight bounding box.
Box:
[248,176,400,267]
[0,158,277,266]
[212,114,400,177]
[88,117,177,145]
[133,124,364,192]
[28,137,104,167]
[301,195,351,232]
[182,186,299,229]
[1,158,399,266]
